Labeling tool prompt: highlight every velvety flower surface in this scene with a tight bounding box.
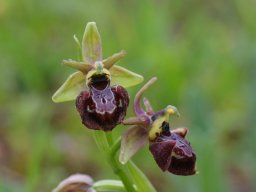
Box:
[149,124,196,175]
[52,22,143,131]
[76,71,129,131]
[120,78,197,175]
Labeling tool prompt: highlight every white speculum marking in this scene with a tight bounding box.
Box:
[91,86,116,115]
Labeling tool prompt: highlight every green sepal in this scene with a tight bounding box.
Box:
[52,71,86,103]
[110,65,144,88]
[92,180,126,192]
[119,125,148,164]
[82,22,102,64]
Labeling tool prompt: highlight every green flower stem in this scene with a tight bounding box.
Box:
[93,131,136,192]
[110,136,156,192]
[110,136,122,157]
[93,131,157,192]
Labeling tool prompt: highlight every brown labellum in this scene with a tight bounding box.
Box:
[76,74,129,131]
[149,131,196,176]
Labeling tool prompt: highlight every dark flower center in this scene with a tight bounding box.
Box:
[89,74,110,90]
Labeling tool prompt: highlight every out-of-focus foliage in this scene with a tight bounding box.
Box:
[0,0,256,191]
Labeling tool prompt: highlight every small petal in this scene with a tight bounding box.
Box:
[119,125,148,164]
[103,50,127,69]
[122,116,149,126]
[110,65,144,88]
[52,173,94,192]
[82,22,102,64]
[143,97,154,115]
[52,71,87,103]
[134,77,157,116]
[62,59,92,73]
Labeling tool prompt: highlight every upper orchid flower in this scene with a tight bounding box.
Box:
[52,22,143,131]
[120,78,197,175]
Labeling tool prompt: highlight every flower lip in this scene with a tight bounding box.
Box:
[150,130,196,176]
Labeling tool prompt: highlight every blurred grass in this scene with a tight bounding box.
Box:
[0,0,256,191]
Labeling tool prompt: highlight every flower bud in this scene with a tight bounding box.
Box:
[52,174,95,192]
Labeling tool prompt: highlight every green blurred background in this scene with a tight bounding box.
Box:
[0,0,256,191]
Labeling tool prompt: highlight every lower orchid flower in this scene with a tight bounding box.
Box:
[120,77,197,176]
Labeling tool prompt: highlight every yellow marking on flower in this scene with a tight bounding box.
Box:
[148,105,180,141]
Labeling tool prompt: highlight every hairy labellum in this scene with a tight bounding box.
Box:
[149,131,196,176]
[76,75,129,131]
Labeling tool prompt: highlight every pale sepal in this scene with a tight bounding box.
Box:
[52,71,87,103]
[62,59,92,73]
[119,125,148,164]
[110,65,144,88]
[82,22,102,64]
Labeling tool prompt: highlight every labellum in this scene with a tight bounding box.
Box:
[76,69,129,131]
[149,123,196,176]
[121,78,197,175]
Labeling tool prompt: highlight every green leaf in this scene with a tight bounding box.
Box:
[103,50,126,69]
[82,22,102,64]
[110,65,144,88]
[52,71,86,103]
[92,180,126,192]
[119,125,148,164]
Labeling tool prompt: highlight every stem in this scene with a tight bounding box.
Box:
[92,130,156,192]
[105,132,114,145]
[110,137,121,157]
[93,131,136,192]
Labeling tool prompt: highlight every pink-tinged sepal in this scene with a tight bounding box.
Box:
[76,85,129,131]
